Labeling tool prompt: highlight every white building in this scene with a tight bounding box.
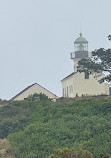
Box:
[61,33,111,97]
[11,83,58,101]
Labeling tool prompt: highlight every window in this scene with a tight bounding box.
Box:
[69,85,73,93]
[71,85,73,93]
[65,88,66,97]
[63,88,64,97]
[85,72,89,79]
[109,87,111,95]
[69,86,71,93]
[67,87,68,97]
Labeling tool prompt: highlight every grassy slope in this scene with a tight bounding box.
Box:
[0,97,111,158]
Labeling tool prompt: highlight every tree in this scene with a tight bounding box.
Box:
[108,35,111,41]
[49,148,93,158]
[78,36,111,83]
[100,153,111,158]
[27,93,48,101]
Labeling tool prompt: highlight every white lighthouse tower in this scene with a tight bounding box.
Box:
[70,33,89,72]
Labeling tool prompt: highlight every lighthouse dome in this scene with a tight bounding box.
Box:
[74,33,88,44]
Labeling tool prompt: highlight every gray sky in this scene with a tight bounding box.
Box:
[0,0,111,99]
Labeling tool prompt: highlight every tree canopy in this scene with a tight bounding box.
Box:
[78,37,111,83]
[108,35,111,41]
[49,147,93,158]
[5,98,111,158]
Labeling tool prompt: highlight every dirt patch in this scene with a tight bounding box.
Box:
[0,139,14,158]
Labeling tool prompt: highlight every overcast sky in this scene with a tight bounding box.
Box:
[0,0,111,99]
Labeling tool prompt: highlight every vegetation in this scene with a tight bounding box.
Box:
[0,103,31,138]
[49,147,93,158]
[108,35,111,40]
[27,93,48,101]
[78,48,111,83]
[0,99,8,106]
[0,97,111,157]
[0,139,14,158]
[78,36,111,82]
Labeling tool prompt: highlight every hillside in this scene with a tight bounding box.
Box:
[0,97,111,158]
[0,139,14,158]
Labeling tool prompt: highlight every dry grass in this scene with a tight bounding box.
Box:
[0,139,14,158]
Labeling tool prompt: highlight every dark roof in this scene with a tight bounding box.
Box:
[10,83,58,101]
[61,72,76,81]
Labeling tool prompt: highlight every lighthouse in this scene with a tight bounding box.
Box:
[70,33,89,72]
[61,33,111,98]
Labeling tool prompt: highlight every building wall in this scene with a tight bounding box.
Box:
[62,75,74,98]
[62,72,111,97]
[13,84,57,101]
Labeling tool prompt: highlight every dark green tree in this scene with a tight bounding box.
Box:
[27,93,48,101]
[78,35,111,83]
[108,35,111,41]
